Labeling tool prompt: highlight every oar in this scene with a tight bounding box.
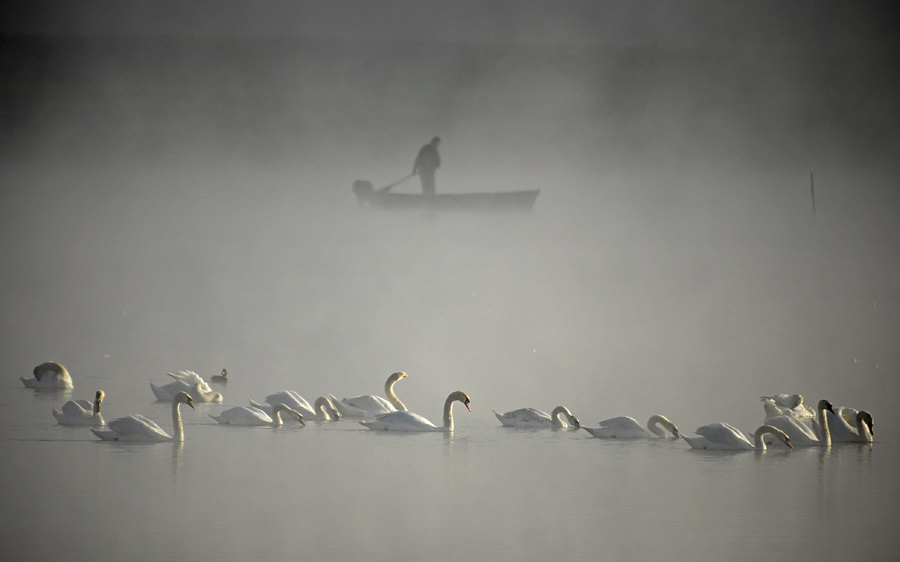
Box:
[377,174,414,193]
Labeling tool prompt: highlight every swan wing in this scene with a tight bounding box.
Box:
[764,415,820,446]
[341,394,396,416]
[494,408,551,427]
[211,406,272,425]
[61,400,92,417]
[691,423,754,449]
[167,370,206,384]
[104,415,172,441]
[826,408,862,442]
[151,380,191,401]
[586,416,649,438]
[265,391,312,412]
[330,394,368,417]
[360,410,437,431]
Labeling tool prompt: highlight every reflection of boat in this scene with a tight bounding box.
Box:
[352,181,539,211]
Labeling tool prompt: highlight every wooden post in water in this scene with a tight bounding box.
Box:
[810,172,816,216]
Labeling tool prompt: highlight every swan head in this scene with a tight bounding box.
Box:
[568,414,581,429]
[176,391,196,409]
[789,394,804,409]
[758,425,793,449]
[451,391,471,411]
[94,390,105,411]
[818,399,836,417]
[390,371,408,382]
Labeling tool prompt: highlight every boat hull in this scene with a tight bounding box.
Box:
[353,184,539,211]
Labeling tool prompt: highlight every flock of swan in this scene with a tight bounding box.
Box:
[23,362,875,449]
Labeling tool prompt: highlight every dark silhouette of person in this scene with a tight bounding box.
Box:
[413,136,441,195]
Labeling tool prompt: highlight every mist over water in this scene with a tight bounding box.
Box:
[2,7,900,559]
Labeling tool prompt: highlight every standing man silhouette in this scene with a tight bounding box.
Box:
[413,136,441,195]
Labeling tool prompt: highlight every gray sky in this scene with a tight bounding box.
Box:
[3,1,896,52]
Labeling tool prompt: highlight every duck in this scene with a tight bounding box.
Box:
[211,369,228,383]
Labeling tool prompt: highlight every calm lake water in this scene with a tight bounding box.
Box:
[2,157,899,561]
[2,374,897,562]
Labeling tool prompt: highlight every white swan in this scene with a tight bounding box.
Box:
[493,406,580,429]
[827,408,874,443]
[682,423,793,450]
[361,390,470,432]
[764,399,835,447]
[583,415,679,439]
[21,362,74,389]
[759,394,815,419]
[210,404,305,426]
[332,371,408,417]
[52,390,105,426]
[249,392,340,421]
[91,391,195,441]
[150,379,222,403]
[211,369,228,383]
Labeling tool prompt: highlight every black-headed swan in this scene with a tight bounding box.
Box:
[21,362,74,389]
[583,415,679,439]
[332,371,408,417]
[52,390,105,426]
[91,391,195,441]
[493,406,580,429]
[682,423,793,450]
[210,404,305,426]
[361,390,470,432]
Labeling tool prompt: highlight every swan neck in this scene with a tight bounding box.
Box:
[385,375,406,411]
[442,394,456,431]
[752,427,772,450]
[313,396,335,419]
[171,400,185,441]
[856,413,873,443]
[647,416,666,437]
[817,403,832,446]
[271,404,287,426]
[550,406,569,428]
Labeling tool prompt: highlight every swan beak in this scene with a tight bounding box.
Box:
[785,439,793,449]
[187,399,196,410]
[298,416,306,426]
[572,417,581,429]
[464,400,471,412]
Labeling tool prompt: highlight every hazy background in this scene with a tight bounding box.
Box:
[1,1,898,433]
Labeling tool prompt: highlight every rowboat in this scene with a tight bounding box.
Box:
[352,181,539,211]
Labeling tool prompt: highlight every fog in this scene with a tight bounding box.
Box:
[2,1,899,433]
